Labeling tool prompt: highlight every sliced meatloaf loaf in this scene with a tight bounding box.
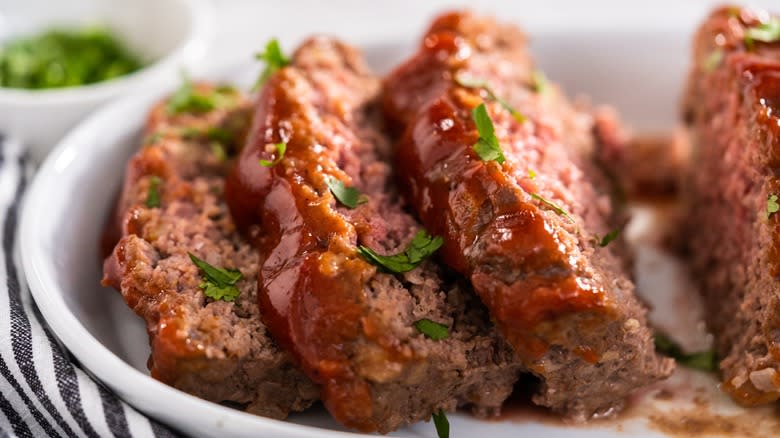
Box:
[225,37,520,433]
[383,11,673,419]
[102,83,318,418]
[680,6,780,405]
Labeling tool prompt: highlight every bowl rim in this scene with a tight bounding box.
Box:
[18,70,364,437]
[0,0,214,105]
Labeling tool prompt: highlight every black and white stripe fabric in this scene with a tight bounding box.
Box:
[0,136,178,437]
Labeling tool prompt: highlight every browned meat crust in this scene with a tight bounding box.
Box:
[382,11,673,419]
[680,6,780,406]
[101,84,319,418]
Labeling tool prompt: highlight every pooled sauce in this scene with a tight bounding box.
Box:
[384,25,610,361]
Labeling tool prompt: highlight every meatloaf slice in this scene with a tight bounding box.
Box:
[383,11,673,420]
[101,83,318,418]
[680,6,780,406]
[225,37,520,433]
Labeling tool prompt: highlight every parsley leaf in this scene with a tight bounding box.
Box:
[704,49,724,73]
[326,176,367,209]
[144,132,163,145]
[471,103,506,164]
[532,70,549,94]
[595,229,620,247]
[432,410,449,438]
[167,74,237,115]
[414,319,449,340]
[259,142,287,167]
[146,176,162,208]
[358,230,443,273]
[456,74,526,123]
[254,38,290,89]
[745,17,780,46]
[181,126,236,145]
[654,332,718,372]
[530,193,574,223]
[767,194,780,220]
[188,253,243,302]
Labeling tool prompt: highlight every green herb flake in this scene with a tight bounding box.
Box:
[654,332,718,372]
[144,132,163,145]
[456,74,526,123]
[767,194,780,219]
[471,103,506,164]
[0,26,144,90]
[210,143,227,162]
[358,230,444,273]
[326,176,367,209]
[259,142,287,167]
[530,193,574,223]
[528,169,537,180]
[595,229,620,247]
[745,17,780,47]
[146,176,162,208]
[254,38,290,89]
[704,49,724,73]
[414,319,449,340]
[432,410,449,438]
[188,252,243,302]
[532,70,549,94]
[167,73,237,115]
[181,126,235,145]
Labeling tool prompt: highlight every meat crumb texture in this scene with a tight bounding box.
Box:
[101,84,319,419]
[680,6,780,406]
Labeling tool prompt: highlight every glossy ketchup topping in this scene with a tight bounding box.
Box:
[384,24,610,360]
[224,43,415,431]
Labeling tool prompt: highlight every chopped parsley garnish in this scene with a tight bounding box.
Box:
[146,176,162,208]
[654,332,718,372]
[471,103,506,164]
[704,49,724,73]
[530,193,574,223]
[254,38,290,89]
[144,132,163,145]
[767,194,780,219]
[432,410,449,438]
[456,75,526,123]
[745,17,780,47]
[167,74,237,115]
[211,143,227,162]
[326,176,367,209]
[528,169,537,179]
[357,230,443,273]
[0,26,144,89]
[181,126,236,145]
[595,229,620,247]
[259,142,287,167]
[188,253,243,302]
[532,70,549,94]
[414,319,449,340]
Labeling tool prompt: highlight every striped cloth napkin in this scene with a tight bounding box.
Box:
[0,136,178,437]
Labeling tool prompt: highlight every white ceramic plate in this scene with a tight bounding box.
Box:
[19,3,780,437]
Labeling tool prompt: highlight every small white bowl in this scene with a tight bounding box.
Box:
[0,0,214,162]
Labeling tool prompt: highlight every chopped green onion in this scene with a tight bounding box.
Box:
[432,410,449,438]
